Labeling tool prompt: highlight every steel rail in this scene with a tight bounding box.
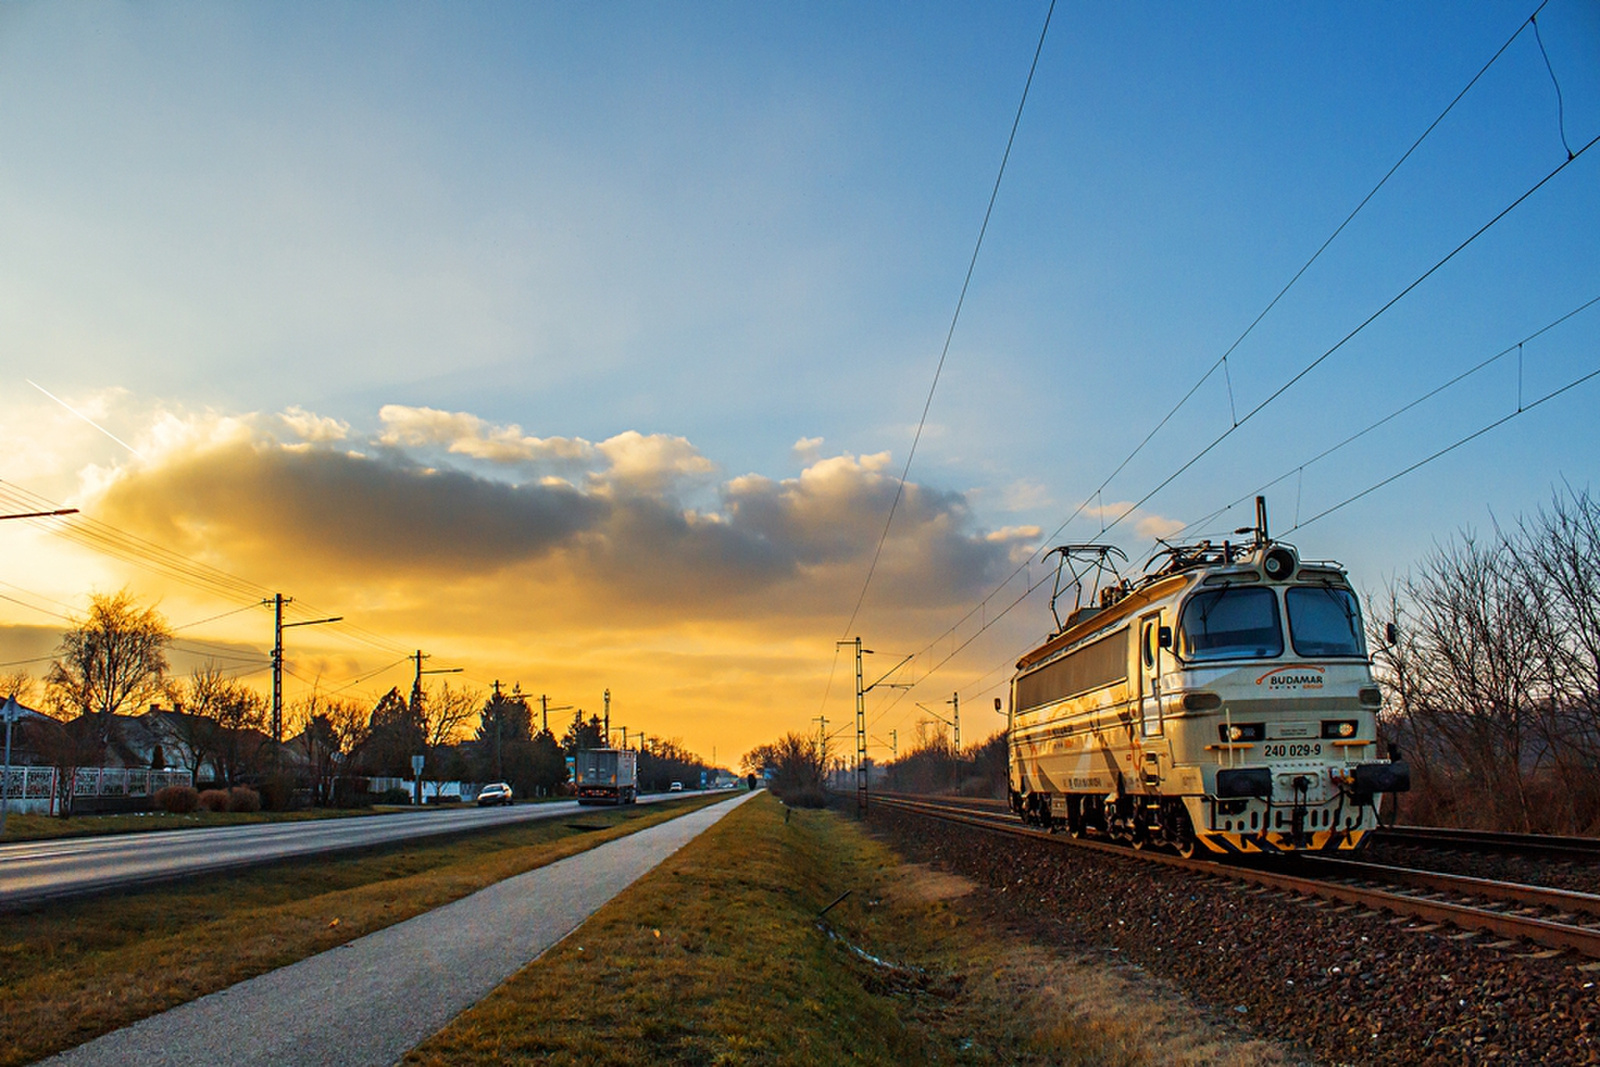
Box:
[1373,824,1600,861]
[873,794,1600,959]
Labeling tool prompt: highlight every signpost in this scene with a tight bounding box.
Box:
[411,753,425,807]
[1,695,20,836]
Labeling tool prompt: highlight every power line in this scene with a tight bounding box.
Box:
[840,0,1057,638]
[857,3,1574,709]
[868,287,1600,733]
[1285,362,1600,536]
[1154,293,1600,554]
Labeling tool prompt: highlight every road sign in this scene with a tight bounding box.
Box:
[410,754,425,776]
[0,696,19,723]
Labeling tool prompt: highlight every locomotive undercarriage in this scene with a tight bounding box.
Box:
[1012,787,1376,858]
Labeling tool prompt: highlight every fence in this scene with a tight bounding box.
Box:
[0,766,195,814]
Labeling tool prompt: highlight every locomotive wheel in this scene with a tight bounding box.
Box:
[1065,796,1086,838]
[1169,804,1198,859]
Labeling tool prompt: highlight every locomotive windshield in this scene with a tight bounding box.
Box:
[1178,587,1283,662]
[1286,586,1365,657]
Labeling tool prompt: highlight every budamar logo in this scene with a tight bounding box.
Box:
[1255,665,1326,690]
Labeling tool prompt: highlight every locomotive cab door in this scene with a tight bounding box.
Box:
[1139,614,1163,738]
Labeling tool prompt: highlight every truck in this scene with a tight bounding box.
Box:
[574,748,638,806]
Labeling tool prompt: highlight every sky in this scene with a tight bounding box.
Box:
[1,1,1596,765]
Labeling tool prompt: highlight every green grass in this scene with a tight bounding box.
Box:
[404,793,1157,1066]
[0,794,727,1067]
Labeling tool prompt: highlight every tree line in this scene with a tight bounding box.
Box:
[1370,487,1600,834]
[1,592,715,814]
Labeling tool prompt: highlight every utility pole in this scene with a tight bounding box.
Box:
[620,726,628,750]
[264,595,341,745]
[813,715,828,750]
[603,688,611,745]
[948,691,961,751]
[491,680,504,780]
[850,638,867,814]
[411,650,463,710]
[837,638,912,816]
[535,694,572,739]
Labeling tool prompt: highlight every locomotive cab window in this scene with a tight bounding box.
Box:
[1178,587,1283,662]
[1286,586,1365,657]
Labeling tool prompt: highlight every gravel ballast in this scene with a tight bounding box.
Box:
[868,804,1600,1066]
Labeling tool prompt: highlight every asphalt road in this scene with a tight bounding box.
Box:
[0,791,725,908]
[43,791,755,1067]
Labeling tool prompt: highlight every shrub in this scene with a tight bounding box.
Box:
[374,787,412,805]
[198,789,231,813]
[227,785,262,813]
[154,785,200,814]
[256,774,294,812]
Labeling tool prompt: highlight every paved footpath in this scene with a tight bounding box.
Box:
[45,792,755,1067]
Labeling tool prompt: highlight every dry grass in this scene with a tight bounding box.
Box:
[0,794,724,1066]
[404,794,1294,1066]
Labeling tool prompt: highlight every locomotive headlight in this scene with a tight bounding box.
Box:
[1338,722,1355,737]
[1321,719,1360,739]
[1358,686,1382,708]
[1228,725,1244,741]
[1183,691,1223,711]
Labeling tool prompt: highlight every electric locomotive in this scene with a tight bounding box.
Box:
[1008,499,1409,856]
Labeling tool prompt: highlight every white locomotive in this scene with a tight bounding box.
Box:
[1008,499,1409,856]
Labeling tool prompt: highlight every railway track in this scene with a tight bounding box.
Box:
[873,792,1600,960]
[877,792,1600,862]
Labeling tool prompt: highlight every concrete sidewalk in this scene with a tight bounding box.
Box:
[45,792,755,1067]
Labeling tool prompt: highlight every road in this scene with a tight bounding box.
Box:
[0,791,721,908]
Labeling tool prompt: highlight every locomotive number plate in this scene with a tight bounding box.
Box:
[1262,742,1323,759]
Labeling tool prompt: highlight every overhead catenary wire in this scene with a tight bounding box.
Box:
[870,283,1600,741]
[839,0,1057,640]
[847,2,1575,728]
[1153,292,1600,555]
[871,125,1600,729]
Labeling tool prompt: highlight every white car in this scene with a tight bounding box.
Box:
[669,781,683,792]
[476,782,514,806]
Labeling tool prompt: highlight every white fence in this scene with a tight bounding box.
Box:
[0,766,195,814]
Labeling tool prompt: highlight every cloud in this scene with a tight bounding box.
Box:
[80,407,1019,624]
[594,430,716,496]
[377,404,592,466]
[278,406,350,443]
[792,436,824,463]
[1083,499,1185,542]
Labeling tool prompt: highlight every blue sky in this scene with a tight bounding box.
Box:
[1,1,1596,755]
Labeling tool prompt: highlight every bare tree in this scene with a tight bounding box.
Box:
[0,669,38,705]
[164,663,228,786]
[45,590,172,724]
[39,591,172,816]
[1371,488,1600,833]
[418,680,480,799]
[742,732,827,806]
[290,690,370,806]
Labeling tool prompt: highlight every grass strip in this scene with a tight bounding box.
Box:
[0,797,577,843]
[0,794,727,1066]
[0,805,389,842]
[400,796,1075,1062]
[405,793,1195,1066]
